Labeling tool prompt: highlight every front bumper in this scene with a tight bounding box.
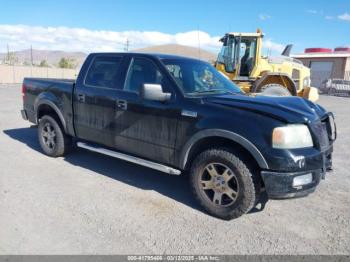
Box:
[21,109,28,120]
[261,169,323,198]
[261,148,333,199]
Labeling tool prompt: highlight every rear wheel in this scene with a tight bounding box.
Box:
[190,148,260,220]
[260,84,292,96]
[38,115,71,157]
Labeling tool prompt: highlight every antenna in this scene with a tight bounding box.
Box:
[197,26,201,59]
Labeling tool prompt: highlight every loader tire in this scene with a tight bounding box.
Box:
[260,84,292,96]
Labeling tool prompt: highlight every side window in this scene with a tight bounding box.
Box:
[85,56,122,89]
[165,64,184,89]
[239,42,247,60]
[124,58,164,93]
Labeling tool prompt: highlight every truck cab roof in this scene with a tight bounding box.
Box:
[88,52,205,62]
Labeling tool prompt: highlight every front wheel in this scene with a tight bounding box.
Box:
[38,115,71,157]
[190,148,260,220]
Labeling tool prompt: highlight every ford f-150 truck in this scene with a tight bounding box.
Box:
[21,53,336,219]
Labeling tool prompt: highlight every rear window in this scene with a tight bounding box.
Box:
[85,56,122,89]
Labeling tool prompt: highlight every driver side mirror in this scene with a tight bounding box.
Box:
[140,83,171,102]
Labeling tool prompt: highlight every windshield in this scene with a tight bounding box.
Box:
[161,58,242,96]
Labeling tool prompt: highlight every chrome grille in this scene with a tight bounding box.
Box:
[310,121,329,151]
[325,114,336,141]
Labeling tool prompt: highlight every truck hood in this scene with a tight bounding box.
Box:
[267,56,305,69]
[203,94,326,123]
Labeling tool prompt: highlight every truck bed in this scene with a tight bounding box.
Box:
[22,77,76,135]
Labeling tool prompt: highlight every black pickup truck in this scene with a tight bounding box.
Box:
[21,53,336,219]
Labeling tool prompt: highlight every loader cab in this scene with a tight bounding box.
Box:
[216,32,262,79]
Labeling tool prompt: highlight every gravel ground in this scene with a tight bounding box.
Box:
[0,85,349,255]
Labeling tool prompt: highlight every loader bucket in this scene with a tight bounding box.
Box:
[302,87,319,102]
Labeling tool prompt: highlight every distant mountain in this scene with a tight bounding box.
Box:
[0,45,217,68]
[134,44,217,62]
[0,49,87,67]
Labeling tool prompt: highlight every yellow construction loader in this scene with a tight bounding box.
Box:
[215,29,319,101]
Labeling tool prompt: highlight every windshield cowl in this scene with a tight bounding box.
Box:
[187,89,241,97]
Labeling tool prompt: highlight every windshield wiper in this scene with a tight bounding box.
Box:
[222,90,240,95]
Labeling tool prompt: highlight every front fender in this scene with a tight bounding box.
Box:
[179,129,269,170]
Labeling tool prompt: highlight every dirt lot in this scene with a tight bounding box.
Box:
[0,85,349,255]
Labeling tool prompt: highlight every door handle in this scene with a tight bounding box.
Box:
[116,99,127,110]
[77,93,85,103]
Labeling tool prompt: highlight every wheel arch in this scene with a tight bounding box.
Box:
[180,129,269,171]
[252,73,297,96]
[35,99,67,133]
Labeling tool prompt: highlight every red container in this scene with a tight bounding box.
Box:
[305,48,332,53]
[334,47,350,52]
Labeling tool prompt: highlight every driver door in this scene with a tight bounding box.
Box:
[113,56,180,165]
[239,38,257,77]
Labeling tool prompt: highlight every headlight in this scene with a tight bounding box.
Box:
[303,76,311,87]
[272,124,313,149]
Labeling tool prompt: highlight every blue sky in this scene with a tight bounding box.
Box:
[0,0,349,54]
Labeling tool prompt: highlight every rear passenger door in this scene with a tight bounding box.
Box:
[73,54,126,146]
[113,56,179,165]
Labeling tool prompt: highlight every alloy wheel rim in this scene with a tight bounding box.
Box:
[199,163,239,207]
[42,122,56,150]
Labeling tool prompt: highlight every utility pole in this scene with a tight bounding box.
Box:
[6,43,10,64]
[30,45,33,66]
[124,38,130,52]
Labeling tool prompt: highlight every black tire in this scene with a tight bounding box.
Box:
[259,84,292,96]
[38,115,71,157]
[328,88,336,96]
[190,148,260,220]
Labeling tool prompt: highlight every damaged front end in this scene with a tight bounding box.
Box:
[261,113,336,199]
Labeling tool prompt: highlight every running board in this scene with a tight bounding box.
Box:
[76,142,181,175]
